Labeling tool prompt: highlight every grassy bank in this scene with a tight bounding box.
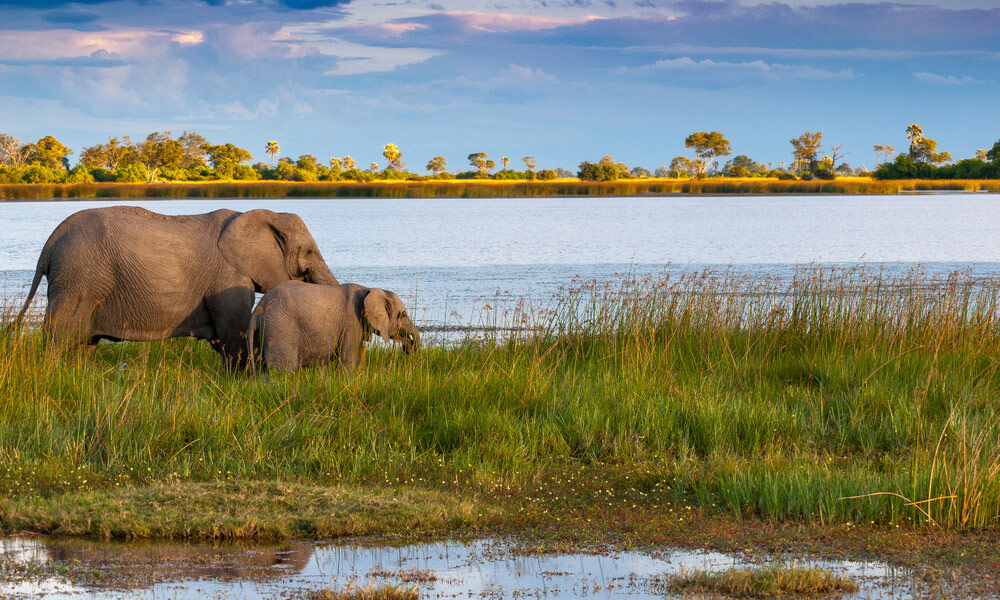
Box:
[2,267,1000,544]
[2,178,1000,200]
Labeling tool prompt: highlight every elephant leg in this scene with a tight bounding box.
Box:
[44,293,96,350]
[206,287,255,370]
[263,332,299,372]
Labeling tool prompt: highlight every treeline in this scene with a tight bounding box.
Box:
[1,125,998,185]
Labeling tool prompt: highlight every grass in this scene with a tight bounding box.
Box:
[1,266,1000,543]
[2,178,1000,200]
[299,584,418,600]
[659,564,860,598]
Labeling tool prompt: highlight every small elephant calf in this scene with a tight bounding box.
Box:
[247,281,419,373]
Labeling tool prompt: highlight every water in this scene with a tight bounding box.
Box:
[3,195,1000,329]
[1,536,916,599]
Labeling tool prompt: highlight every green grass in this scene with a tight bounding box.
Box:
[2,178,1000,200]
[299,584,418,600]
[2,266,1000,540]
[660,564,860,598]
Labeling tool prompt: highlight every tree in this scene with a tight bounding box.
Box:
[27,135,72,170]
[296,154,320,171]
[684,131,732,177]
[329,157,342,170]
[669,156,694,178]
[986,140,1000,162]
[342,155,356,170]
[976,149,988,161]
[382,143,404,171]
[910,137,951,165]
[722,155,766,177]
[827,143,848,173]
[577,161,618,181]
[654,166,669,178]
[177,132,207,169]
[789,131,823,173]
[906,124,923,155]
[204,143,253,178]
[522,156,537,171]
[134,132,186,182]
[426,156,447,175]
[468,152,490,173]
[500,156,510,170]
[873,144,895,165]
[368,162,379,173]
[0,133,31,168]
[265,141,280,168]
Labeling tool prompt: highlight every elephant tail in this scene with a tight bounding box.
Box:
[8,248,48,330]
[246,307,261,372]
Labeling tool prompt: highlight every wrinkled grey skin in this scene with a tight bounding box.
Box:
[12,206,338,369]
[247,281,419,373]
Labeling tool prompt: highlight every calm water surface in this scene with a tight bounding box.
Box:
[3,195,1000,327]
[0,536,916,599]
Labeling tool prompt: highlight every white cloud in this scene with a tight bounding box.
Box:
[215,98,280,120]
[628,57,854,80]
[914,72,986,85]
[278,24,443,75]
[496,64,557,84]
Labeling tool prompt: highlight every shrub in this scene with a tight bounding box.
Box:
[536,169,558,180]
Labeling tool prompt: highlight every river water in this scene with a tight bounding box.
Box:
[3,194,1000,329]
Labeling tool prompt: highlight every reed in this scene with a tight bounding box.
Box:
[3,179,1000,200]
[1,266,999,532]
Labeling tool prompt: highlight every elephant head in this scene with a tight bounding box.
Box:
[218,209,338,292]
[363,288,420,354]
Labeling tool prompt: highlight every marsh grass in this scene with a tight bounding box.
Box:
[2,178,1000,200]
[2,266,1000,535]
[301,584,419,600]
[659,563,860,597]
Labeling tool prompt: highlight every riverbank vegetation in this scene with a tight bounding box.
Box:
[2,267,1000,548]
[3,177,1000,201]
[2,125,998,189]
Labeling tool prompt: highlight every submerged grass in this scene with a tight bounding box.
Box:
[2,266,1000,538]
[2,178,1000,200]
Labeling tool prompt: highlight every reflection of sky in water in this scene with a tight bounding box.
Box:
[0,536,914,599]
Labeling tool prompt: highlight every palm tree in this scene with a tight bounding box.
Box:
[265,141,280,168]
[501,156,510,170]
[906,124,923,155]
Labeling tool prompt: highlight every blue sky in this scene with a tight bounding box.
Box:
[0,0,997,172]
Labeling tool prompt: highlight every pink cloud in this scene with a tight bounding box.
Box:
[443,11,605,33]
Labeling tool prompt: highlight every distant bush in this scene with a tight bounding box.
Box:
[64,166,95,184]
[114,164,147,183]
[577,162,618,181]
[536,169,558,181]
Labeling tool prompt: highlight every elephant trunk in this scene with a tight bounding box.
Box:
[307,263,339,286]
[402,320,420,355]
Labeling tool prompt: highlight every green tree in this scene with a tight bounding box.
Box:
[723,155,766,177]
[27,135,72,170]
[501,156,510,170]
[910,137,951,165]
[368,162,379,174]
[296,154,320,171]
[986,139,1000,162]
[669,156,693,178]
[134,132,186,182]
[654,166,669,178]
[342,155,356,170]
[522,156,537,171]
[684,131,731,177]
[426,156,447,175]
[577,160,618,181]
[80,136,134,171]
[790,131,823,173]
[906,124,923,155]
[205,143,253,179]
[382,143,404,171]
[468,152,492,174]
[329,157,342,170]
[265,141,280,168]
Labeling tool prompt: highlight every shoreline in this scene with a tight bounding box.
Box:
[2,178,1000,201]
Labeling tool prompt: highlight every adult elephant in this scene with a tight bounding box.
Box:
[12,206,338,368]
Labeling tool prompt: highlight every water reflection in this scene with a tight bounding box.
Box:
[0,536,917,599]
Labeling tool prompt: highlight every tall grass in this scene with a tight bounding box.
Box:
[1,267,999,530]
[2,178,1000,200]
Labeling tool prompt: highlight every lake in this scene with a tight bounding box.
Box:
[3,194,1000,329]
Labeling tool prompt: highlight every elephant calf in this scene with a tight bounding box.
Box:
[247,281,419,373]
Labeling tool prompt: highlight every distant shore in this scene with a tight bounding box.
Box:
[2,178,1000,201]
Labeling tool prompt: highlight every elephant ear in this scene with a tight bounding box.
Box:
[363,289,392,342]
[218,210,295,291]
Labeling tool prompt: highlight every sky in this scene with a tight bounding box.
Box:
[0,0,997,173]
